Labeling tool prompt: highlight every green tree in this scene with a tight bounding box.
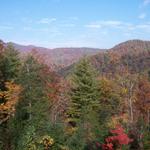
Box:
[0,44,20,89]
[12,55,51,150]
[66,58,100,148]
[0,44,21,150]
[68,58,99,122]
[16,125,37,150]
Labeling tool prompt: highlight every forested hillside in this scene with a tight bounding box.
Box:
[0,40,103,70]
[59,40,150,76]
[0,40,150,150]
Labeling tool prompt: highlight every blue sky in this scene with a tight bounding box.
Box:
[0,0,150,48]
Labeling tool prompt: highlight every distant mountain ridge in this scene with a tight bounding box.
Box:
[2,40,104,69]
[59,39,150,76]
[1,39,150,73]
[110,39,150,55]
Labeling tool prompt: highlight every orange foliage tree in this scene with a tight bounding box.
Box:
[0,82,21,124]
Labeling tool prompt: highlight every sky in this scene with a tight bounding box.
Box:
[0,0,150,48]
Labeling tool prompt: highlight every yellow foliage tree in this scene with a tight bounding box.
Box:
[0,81,21,124]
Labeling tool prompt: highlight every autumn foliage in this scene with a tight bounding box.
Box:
[101,125,133,150]
[0,82,21,124]
[0,40,150,150]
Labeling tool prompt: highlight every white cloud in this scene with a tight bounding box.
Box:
[101,21,122,26]
[0,25,13,30]
[136,24,150,30]
[138,13,146,19]
[38,18,56,24]
[125,23,150,32]
[85,20,123,29]
[143,0,150,6]
[61,23,76,27]
[69,17,79,20]
[124,32,131,37]
[101,31,108,35]
[23,27,32,31]
[85,20,150,34]
[85,24,102,29]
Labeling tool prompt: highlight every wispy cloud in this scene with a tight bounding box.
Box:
[85,24,102,29]
[0,25,13,30]
[136,23,150,30]
[61,23,76,27]
[138,13,146,19]
[143,0,150,6]
[69,17,79,21]
[37,18,56,24]
[22,26,61,36]
[85,21,123,29]
[124,32,132,37]
[57,17,78,28]
[85,20,150,33]
[23,27,32,31]
[21,17,33,24]
[101,21,122,26]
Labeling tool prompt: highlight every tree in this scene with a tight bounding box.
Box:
[0,44,20,88]
[116,71,138,125]
[101,125,132,150]
[0,44,20,103]
[67,58,99,124]
[135,77,150,127]
[0,44,21,150]
[97,77,121,126]
[0,82,21,125]
[12,55,51,150]
[148,70,150,82]
[48,78,69,124]
[66,58,100,148]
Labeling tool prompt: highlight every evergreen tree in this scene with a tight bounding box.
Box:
[66,58,100,148]
[12,55,51,150]
[68,58,99,122]
[0,44,20,103]
[0,44,20,89]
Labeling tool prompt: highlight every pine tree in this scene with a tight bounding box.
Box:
[66,58,100,147]
[68,58,99,122]
[0,44,20,87]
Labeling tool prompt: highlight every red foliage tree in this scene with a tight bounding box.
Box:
[102,125,133,150]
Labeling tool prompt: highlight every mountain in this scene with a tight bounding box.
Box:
[4,41,104,69]
[2,39,150,74]
[110,39,150,55]
[59,40,150,76]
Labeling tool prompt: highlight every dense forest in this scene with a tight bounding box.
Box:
[0,40,150,150]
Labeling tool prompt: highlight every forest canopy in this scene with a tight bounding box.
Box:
[0,41,150,150]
